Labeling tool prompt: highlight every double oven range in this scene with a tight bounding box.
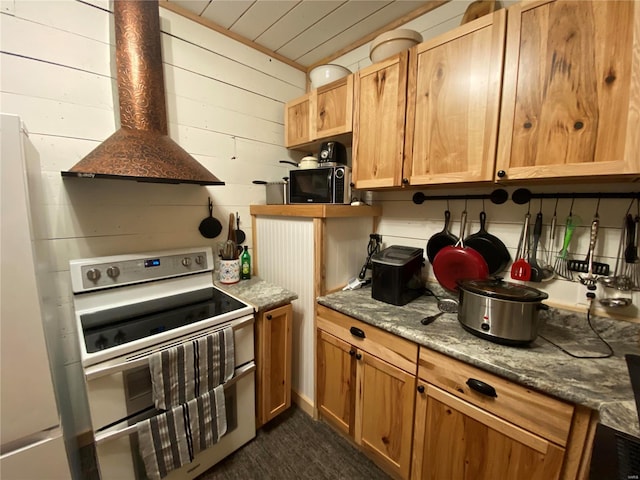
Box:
[69,247,256,479]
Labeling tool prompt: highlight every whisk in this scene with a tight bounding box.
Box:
[554,213,578,280]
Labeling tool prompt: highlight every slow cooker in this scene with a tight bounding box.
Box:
[457,278,549,345]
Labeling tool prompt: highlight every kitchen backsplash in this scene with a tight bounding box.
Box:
[372,186,640,321]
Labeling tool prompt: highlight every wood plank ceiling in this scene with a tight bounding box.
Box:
[161,0,448,71]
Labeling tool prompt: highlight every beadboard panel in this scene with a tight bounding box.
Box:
[255,217,315,401]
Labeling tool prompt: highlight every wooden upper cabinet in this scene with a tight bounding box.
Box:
[353,52,409,189]
[285,93,312,148]
[496,0,640,181]
[284,76,354,149]
[314,75,353,140]
[404,10,506,186]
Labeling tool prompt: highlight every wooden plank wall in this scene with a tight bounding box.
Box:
[0,0,306,439]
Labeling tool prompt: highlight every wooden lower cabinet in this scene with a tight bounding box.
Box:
[412,381,565,480]
[316,307,595,480]
[316,306,418,479]
[256,303,292,427]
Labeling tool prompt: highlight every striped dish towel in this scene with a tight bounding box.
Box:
[137,385,227,480]
[149,327,235,410]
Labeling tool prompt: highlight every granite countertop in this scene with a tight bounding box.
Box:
[215,277,298,312]
[317,285,640,438]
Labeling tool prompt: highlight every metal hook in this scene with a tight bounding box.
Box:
[538,197,543,213]
[553,197,559,216]
[594,197,601,218]
[569,197,575,216]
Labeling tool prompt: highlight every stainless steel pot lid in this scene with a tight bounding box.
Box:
[457,278,548,302]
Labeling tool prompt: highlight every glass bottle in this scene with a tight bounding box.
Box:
[240,246,251,280]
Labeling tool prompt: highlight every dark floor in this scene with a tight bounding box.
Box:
[196,405,392,480]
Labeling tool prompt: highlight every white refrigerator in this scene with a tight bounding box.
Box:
[0,114,71,478]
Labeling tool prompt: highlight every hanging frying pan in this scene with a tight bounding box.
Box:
[432,211,489,292]
[426,210,458,263]
[235,212,246,245]
[464,211,511,275]
[198,197,222,239]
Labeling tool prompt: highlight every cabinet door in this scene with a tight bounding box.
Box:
[353,52,409,189]
[257,304,292,426]
[356,351,415,480]
[285,94,312,148]
[496,0,640,181]
[316,329,354,436]
[314,76,353,139]
[413,382,565,480]
[404,11,505,185]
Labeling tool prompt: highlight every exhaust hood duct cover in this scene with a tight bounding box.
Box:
[61,0,223,185]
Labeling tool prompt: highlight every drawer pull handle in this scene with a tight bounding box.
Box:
[349,350,355,356]
[417,385,425,394]
[466,378,497,398]
[350,326,366,339]
[355,353,362,360]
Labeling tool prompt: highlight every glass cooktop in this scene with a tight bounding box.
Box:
[81,287,248,353]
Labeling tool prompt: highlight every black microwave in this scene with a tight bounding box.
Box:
[288,166,351,204]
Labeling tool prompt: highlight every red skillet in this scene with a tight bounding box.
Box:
[432,211,489,292]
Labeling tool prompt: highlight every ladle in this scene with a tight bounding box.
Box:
[421,298,458,325]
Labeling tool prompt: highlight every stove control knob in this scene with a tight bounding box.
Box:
[106,266,120,279]
[182,257,192,267]
[114,330,126,345]
[195,255,204,265]
[95,335,108,350]
[86,268,101,283]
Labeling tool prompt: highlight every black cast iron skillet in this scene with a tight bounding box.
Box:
[198,197,223,239]
[464,211,511,275]
[426,210,458,263]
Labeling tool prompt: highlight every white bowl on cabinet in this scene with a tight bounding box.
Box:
[369,29,423,63]
[309,64,351,88]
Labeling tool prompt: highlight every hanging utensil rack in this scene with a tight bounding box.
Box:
[412,188,639,205]
[511,188,640,205]
[412,189,509,205]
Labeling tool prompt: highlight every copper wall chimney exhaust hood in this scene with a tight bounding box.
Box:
[62,0,223,185]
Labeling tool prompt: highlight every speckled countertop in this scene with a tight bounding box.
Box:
[317,285,640,439]
[215,277,298,312]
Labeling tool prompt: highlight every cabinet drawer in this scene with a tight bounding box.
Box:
[317,305,418,374]
[418,348,574,447]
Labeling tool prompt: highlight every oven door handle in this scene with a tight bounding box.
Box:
[94,362,255,446]
[85,315,254,381]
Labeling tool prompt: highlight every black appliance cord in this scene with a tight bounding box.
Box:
[358,234,382,280]
[539,298,614,359]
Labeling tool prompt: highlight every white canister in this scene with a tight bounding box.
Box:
[219,259,240,284]
[299,155,318,169]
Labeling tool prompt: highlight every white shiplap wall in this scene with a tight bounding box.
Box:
[0,0,307,448]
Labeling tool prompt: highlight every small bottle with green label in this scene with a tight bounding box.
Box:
[240,246,251,280]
